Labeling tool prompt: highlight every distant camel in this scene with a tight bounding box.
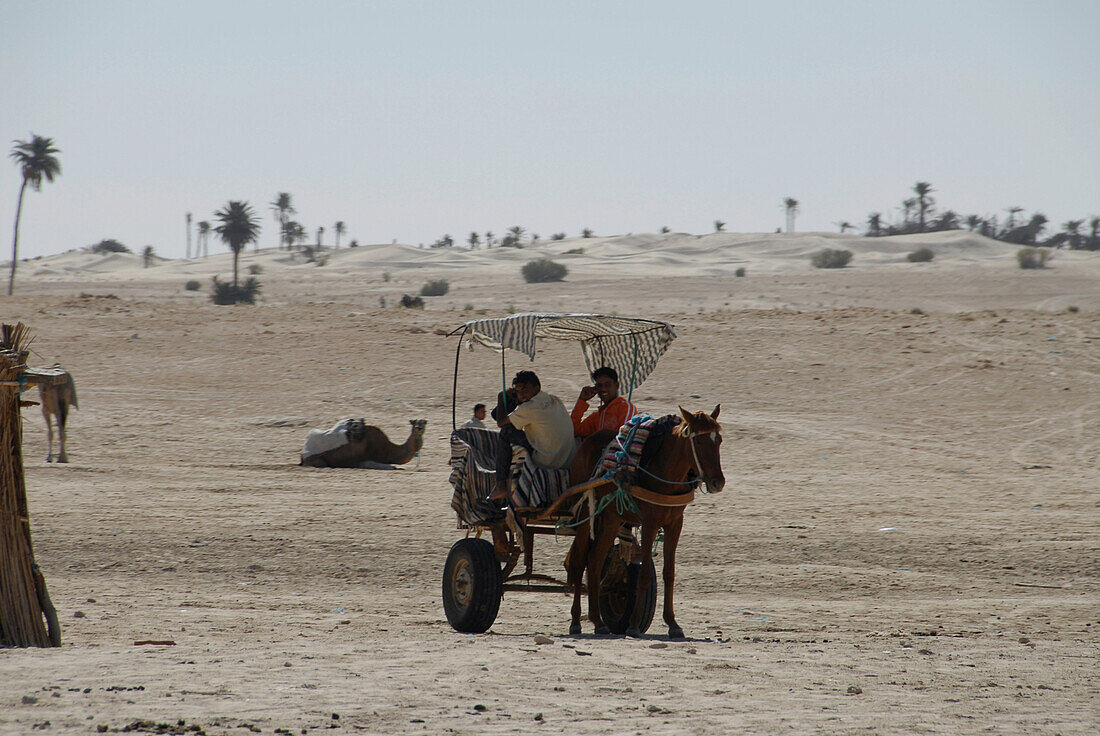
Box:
[301,419,427,468]
[40,366,78,463]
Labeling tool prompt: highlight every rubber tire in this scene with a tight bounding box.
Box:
[598,547,657,635]
[443,538,503,633]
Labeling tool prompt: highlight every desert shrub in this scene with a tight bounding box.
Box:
[811,248,853,269]
[500,235,522,248]
[211,277,261,305]
[400,294,424,308]
[382,271,392,282]
[464,303,474,311]
[1017,247,1052,269]
[550,233,567,241]
[522,259,568,283]
[184,280,201,291]
[1067,305,1079,313]
[910,307,925,315]
[582,229,594,238]
[735,267,746,277]
[420,279,450,296]
[907,247,934,262]
[248,264,263,274]
[89,239,130,254]
[564,247,584,255]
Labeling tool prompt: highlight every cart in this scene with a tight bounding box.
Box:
[442,313,677,634]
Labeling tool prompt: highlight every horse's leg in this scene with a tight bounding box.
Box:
[626,516,660,638]
[662,514,685,639]
[56,401,69,463]
[587,514,620,636]
[43,405,54,462]
[566,524,589,635]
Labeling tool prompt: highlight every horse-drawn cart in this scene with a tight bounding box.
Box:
[443,313,678,634]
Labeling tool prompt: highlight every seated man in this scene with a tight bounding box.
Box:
[491,370,574,500]
[571,366,639,438]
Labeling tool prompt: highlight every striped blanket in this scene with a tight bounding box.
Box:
[597,413,683,481]
[449,427,573,527]
[449,428,505,527]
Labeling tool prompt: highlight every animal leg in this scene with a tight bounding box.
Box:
[56,406,68,463]
[627,519,660,637]
[44,412,54,462]
[566,524,589,635]
[586,515,620,636]
[661,515,685,639]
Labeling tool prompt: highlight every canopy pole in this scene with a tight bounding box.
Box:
[628,334,639,403]
[451,325,469,431]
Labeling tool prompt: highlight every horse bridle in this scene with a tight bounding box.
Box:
[679,425,720,494]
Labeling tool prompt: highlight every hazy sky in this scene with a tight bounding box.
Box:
[3,0,1098,259]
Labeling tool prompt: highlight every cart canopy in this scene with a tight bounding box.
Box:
[456,313,676,389]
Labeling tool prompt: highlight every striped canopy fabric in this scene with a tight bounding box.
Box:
[460,313,676,390]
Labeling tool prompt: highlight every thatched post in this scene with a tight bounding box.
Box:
[0,323,60,647]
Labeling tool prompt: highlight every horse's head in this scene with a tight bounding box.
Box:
[677,405,725,494]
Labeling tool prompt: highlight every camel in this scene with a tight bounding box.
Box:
[39,366,78,463]
[301,418,427,468]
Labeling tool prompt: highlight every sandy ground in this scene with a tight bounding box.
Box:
[2,233,1098,735]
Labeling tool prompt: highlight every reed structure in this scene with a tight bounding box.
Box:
[0,322,60,647]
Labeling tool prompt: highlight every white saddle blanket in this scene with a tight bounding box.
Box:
[301,419,353,460]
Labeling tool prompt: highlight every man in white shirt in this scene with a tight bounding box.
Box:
[461,403,487,429]
[490,371,574,501]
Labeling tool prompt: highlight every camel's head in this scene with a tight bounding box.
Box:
[677,404,725,494]
[410,419,428,436]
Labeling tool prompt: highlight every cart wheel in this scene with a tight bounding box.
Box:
[598,547,657,635]
[443,538,503,633]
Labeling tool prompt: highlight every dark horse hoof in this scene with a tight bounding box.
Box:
[569,623,581,636]
[594,625,611,636]
[668,626,685,640]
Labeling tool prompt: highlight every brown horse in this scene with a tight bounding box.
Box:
[559,406,724,638]
[40,367,78,463]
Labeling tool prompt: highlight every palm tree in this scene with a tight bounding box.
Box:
[467,232,480,248]
[284,221,306,248]
[142,246,155,268]
[913,182,935,231]
[485,231,495,248]
[582,228,594,238]
[269,193,295,249]
[214,200,261,288]
[783,198,799,233]
[8,134,61,294]
[196,221,211,258]
[316,226,324,248]
[1025,213,1048,245]
[714,220,726,232]
[186,212,192,259]
[1063,219,1085,249]
[1088,217,1100,250]
[900,198,916,228]
[334,221,346,248]
[865,213,883,237]
[964,215,982,232]
[1004,206,1024,233]
[835,221,854,233]
[507,225,526,243]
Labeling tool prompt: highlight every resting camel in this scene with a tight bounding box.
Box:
[549,406,725,639]
[301,419,427,468]
[40,366,78,463]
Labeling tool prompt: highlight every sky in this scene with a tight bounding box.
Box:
[2,0,1098,259]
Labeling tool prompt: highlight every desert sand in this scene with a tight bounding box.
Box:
[2,231,1098,735]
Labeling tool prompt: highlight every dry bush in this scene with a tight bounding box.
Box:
[1017,247,1052,269]
[522,259,568,283]
[907,247,934,262]
[811,248,853,269]
[420,279,450,296]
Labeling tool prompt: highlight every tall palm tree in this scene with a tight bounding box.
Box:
[334,221,346,248]
[783,198,799,233]
[142,245,155,268]
[484,231,494,248]
[913,182,935,231]
[1025,213,1048,246]
[186,212,192,259]
[964,214,982,232]
[900,198,916,227]
[714,220,726,232]
[8,134,61,295]
[269,193,295,249]
[866,212,883,237]
[196,221,211,258]
[316,226,324,248]
[284,221,306,248]
[214,201,261,288]
[467,232,480,248]
[1063,219,1085,249]
[507,225,526,242]
[1004,206,1024,233]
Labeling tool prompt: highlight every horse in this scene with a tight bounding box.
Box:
[554,405,724,639]
[39,366,78,463]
